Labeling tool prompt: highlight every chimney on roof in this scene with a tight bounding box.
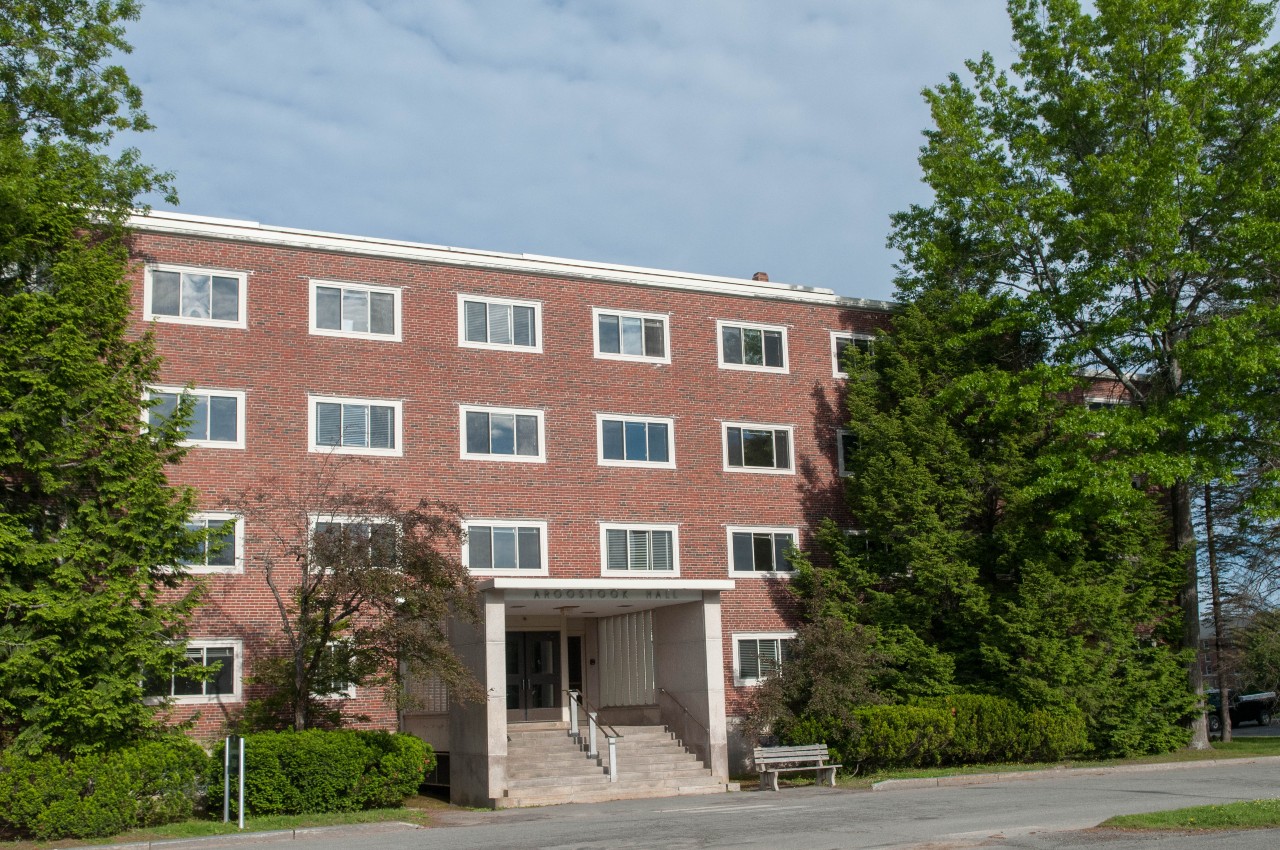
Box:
[752,272,769,281]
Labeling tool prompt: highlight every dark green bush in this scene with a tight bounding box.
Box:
[0,737,210,840]
[209,730,432,816]
[778,695,1088,772]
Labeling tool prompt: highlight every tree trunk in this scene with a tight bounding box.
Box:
[294,650,308,731]
[1174,479,1210,749]
[1204,484,1230,743]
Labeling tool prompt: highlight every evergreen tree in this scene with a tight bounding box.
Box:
[887,0,1280,748]
[0,1,200,754]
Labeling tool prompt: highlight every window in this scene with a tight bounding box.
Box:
[309,396,402,456]
[460,405,545,462]
[1086,396,1127,411]
[310,280,401,340]
[458,294,541,351]
[727,527,797,575]
[146,387,245,449]
[314,641,358,699]
[717,320,788,372]
[734,634,795,686]
[144,639,242,703]
[312,518,397,567]
[181,513,242,574]
[831,332,874,378]
[145,265,246,328]
[837,429,858,477]
[600,524,678,574]
[596,414,674,468]
[463,520,548,574]
[723,422,793,473]
[593,308,669,362]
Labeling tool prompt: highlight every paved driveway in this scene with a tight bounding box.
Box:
[130,757,1280,850]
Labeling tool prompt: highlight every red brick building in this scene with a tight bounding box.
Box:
[128,211,892,805]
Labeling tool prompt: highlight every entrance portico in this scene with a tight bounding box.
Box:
[444,577,734,807]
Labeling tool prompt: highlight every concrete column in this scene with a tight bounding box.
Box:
[447,589,508,807]
[652,592,729,780]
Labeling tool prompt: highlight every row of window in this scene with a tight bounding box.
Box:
[179,513,798,578]
[143,265,875,377]
[146,390,863,474]
[144,632,797,703]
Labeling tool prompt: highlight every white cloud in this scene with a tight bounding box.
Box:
[119,0,1015,300]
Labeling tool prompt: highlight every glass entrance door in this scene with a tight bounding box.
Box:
[506,631,561,722]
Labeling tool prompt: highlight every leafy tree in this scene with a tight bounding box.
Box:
[0,1,201,754]
[823,290,1191,755]
[888,0,1280,748]
[230,461,481,731]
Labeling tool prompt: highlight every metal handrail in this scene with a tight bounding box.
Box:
[657,688,710,764]
[566,689,623,782]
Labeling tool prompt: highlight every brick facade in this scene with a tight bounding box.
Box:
[126,212,891,741]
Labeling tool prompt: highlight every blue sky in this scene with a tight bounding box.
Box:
[120,1,1015,301]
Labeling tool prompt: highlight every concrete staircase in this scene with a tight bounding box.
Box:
[499,721,737,807]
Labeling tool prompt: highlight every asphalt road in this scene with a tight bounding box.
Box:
[141,758,1280,850]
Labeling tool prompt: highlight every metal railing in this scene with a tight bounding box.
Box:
[567,689,624,782]
[657,687,710,766]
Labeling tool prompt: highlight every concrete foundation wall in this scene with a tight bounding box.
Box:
[652,593,729,779]
[447,591,508,807]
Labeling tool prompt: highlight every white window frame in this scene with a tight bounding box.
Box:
[307,395,403,457]
[146,638,244,705]
[732,632,796,687]
[595,413,676,469]
[726,526,799,577]
[144,264,248,329]
[308,279,402,342]
[462,519,550,576]
[831,331,874,378]
[722,421,795,474]
[313,640,358,700]
[716,320,789,373]
[459,404,546,463]
[598,522,680,576]
[837,428,857,477]
[591,307,671,364]
[145,386,246,450]
[457,293,544,353]
[181,511,244,574]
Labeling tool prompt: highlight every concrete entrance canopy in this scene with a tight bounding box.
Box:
[476,577,736,616]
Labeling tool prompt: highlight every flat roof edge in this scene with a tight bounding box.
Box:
[128,210,897,312]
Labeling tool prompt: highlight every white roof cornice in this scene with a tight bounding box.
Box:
[128,210,896,312]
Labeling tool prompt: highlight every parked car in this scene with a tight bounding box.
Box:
[1206,689,1276,732]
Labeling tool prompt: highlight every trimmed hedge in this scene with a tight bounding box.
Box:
[209,730,432,816]
[0,737,211,840]
[779,694,1087,771]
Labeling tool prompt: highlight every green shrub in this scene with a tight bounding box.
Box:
[209,730,431,816]
[782,705,955,770]
[0,737,210,840]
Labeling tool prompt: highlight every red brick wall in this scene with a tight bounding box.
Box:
[126,229,889,734]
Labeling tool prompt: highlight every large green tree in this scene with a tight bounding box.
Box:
[888,0,1280,748]
[0,1,201,754]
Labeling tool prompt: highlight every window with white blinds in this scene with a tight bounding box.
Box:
[458,294,542,352]
[734,634,795,685]
[600,524,678,574]
[309,396,402,456]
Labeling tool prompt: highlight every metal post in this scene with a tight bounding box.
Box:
[607,736,618,782]
[237,737,245,830]
[222,737,230,823]
[568,690,579,738]
[587,712,599,758]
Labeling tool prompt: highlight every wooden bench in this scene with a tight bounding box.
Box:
[753,744,841,791]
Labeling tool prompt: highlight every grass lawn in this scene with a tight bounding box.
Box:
[1,795,450,850]
[1101,798,1280,831]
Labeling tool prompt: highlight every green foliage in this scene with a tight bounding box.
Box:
[779,695,1087,771]
[208,730,432,816]
[0,0,198,754]
[1239,608,1280,694]
[0,736,210,840]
